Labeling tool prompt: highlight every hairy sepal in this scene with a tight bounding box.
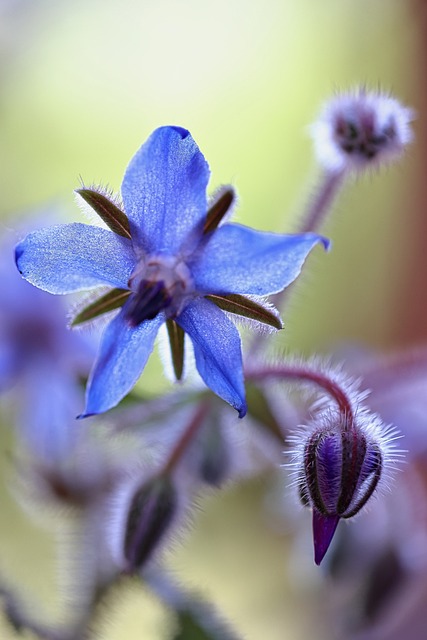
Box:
[75,188,131,239]
[71,288,131,326]
[205,294,282,331]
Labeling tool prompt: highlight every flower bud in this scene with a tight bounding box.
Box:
[289,409,402,565]
[197,423,230,487]
[310,88,414,172]
[123,475,177,572]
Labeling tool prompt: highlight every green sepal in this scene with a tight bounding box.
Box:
[166,319,185,381]
[246,383,284,443]
[71,288,130,326]
[203,187,235,234]
[76,188,131,239]
[205,293,282,330]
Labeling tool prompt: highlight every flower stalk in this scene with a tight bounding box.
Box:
[246,363,355,424]
[162,400,212,475]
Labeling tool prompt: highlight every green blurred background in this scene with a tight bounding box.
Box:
[0,1,426,638]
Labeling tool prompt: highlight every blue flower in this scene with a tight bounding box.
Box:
[0,226,94,462]
[16,126,327,418]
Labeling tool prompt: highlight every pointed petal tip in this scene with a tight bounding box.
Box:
[14,243,23,267]
[169,125,190,139]
[320,235,332,251]
[312,511,340,565]
[76,411,95,420]
[238,402,247,419]
[307,233,331,252]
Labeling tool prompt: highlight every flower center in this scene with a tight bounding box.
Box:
[125,255,193,326]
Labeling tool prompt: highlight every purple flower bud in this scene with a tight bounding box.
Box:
[303,419,383,564]
[303,422,382,519]
[123,475,177,572]
[289,408,402,565]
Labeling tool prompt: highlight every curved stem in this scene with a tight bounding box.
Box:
[246,364,354,427]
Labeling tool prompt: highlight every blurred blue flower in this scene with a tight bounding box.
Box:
[0,226,94,462]
[16,126,327,418]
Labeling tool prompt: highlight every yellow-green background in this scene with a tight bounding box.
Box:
[0,1,425,638]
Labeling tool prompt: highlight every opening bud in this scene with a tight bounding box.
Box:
[290,409,401,565]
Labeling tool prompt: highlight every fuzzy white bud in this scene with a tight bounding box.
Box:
[310,88,414,172]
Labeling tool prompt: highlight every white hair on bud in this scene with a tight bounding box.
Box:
[309,87,414,172]
[284,356,405,513]
[105,456,195,573]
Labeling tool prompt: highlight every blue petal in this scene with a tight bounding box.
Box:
[177,298,247,417]
[19,366,84,463]
[191,225,329,295]
[121,127,210,254]
[15,223,136,294]
[81,308,164,417]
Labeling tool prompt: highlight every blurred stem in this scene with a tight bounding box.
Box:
[249,168,344,357]
[162,400,211,475]
[272,167,345,310]
[298,168,345,233]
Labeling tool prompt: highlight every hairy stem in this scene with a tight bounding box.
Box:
[246,364,354,426]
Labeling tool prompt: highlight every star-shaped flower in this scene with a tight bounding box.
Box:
[16,126,327,418]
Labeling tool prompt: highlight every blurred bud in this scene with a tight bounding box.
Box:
[197,423,229,487]
[123,475,177,572]
[310,88,414,172]
[289,407,402,565]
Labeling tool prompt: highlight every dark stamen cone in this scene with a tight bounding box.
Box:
[125,281,172,326]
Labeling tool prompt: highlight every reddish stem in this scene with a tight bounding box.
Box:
[162,400,211,475]
[246,364,354,427]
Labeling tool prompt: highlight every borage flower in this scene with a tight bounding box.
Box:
[16,126,327,418]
